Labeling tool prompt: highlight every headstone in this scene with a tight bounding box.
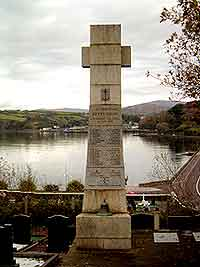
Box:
[76,24,132,249]
[48,215,70,252]
[131,214,154,230]
[0,225,19,267]
[67,224,76,245]
[168,216,192,230]
[192,215,200,230]
[13,214,32,244]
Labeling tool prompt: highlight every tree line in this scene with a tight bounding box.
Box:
[138,101,200,135]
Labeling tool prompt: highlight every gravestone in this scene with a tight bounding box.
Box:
[48,215,70,252]
[0,225,19,267]
[131,214,154,230]
[13,214,32,244]
[76,24,132,249]
[168,216,192,231]
[193,215,200,230]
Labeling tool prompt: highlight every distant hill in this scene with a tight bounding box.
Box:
[122,100,183,115]
[44,108,88,113]
[45,101,181,115]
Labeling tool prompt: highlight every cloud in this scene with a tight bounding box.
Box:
[0,0,177,109]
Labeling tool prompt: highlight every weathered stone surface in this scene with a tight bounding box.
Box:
[76,213,131,249]
[90,45,121,65]
[90,24,121,45]
[91,65,121,85]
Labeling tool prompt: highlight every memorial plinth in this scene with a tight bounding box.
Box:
[76,24,131,249]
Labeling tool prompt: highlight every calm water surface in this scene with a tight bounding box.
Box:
[0,132,199,187]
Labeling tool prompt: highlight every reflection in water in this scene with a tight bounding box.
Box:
[0,132,199,186]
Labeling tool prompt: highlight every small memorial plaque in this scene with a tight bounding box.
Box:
[154,232,179,243]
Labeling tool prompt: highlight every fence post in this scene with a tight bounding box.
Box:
[24,195,28,215]
[154,212,160,231]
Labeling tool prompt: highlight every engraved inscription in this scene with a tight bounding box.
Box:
[88,146,121,166]
[86,167,125,187]
[89,104,121,126]
[89,128,120,145]
[86,176,123,187]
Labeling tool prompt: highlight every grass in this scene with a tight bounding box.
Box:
[0,113,26,122]
[0,110,88,129]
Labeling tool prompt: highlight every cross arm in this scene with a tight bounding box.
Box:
[121,46,131,67]
[82,45,131,68]
[82,47,90,68]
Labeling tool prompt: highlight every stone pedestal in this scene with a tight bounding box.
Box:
[76,213,131,249]
[82,189,127,213]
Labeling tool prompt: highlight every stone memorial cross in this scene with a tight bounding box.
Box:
[76,24,131,249]
[82,24,131,212]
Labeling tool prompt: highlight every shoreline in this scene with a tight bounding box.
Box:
[0,129,200,139]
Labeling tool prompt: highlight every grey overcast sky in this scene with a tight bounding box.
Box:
[0,0,177,110]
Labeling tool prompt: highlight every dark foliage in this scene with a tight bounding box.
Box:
[161,0,200,99]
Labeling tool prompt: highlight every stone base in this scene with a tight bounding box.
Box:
[83,189,127,213]
[76,213,131,249]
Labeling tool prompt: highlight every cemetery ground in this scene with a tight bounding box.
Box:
[7,219,200,267]
[1,195,200,267]
[58,230,200,267]
[1,183,200,266]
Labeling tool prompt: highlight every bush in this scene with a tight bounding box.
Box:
[0,180,8,189]
[66,180,84,192]
[18,165,37,191]
[18,178,37,192]
[43,184,59,192]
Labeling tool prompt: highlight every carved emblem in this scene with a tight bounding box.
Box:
[101,88,110,103]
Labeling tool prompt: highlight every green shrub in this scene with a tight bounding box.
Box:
[18,178,37,191]
[43,184,59,192]
[18,165,37,191]
[0,180,8,189]
[66,180,84,192]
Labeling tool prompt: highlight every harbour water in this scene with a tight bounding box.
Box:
[0,132,198,187]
